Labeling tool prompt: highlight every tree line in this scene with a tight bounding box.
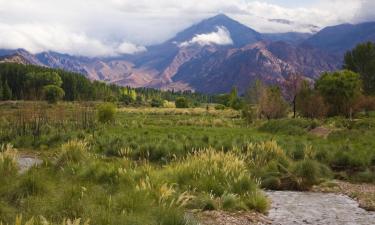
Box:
[0,63,213,106]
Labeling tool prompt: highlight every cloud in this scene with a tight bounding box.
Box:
[116,41,147,54]
[0,0,372,56]
[354,0,375,23]
[0,23,146,57]
[179,26,233,47]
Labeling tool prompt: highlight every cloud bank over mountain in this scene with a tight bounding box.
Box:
[179,26,233,47]
[0,0,372,56]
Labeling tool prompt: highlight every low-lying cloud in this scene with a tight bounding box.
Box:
[0,23,146,57]
[179,26,233,47]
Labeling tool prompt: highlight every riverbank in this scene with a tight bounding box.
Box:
[314,180,375,211]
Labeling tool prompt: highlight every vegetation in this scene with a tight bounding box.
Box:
[344,42,375,95]
[1,42,375,223]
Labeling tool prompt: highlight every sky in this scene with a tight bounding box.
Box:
[0,0,373,57]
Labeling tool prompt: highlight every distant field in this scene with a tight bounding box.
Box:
[0,102,374,224]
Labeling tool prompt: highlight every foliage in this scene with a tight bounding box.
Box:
[2,80,12,100]
[151,98,164,108]
[175,97,190,108]
[296,83,328,119]
[316,70,362,117]
[259,86,288,119]
[43,85,65,104]
[0,63,214,104]
[97,103,116,123]
[344,42,375,95]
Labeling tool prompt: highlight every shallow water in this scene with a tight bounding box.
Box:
[267,191,375,225]
[17,156,43,173]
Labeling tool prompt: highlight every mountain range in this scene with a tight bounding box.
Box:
[1,14,375,94]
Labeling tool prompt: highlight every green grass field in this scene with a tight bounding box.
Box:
[0,102,374,224]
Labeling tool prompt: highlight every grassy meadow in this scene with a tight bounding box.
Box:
[0,101,375,224]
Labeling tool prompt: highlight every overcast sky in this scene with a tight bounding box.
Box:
[0,0,373,57]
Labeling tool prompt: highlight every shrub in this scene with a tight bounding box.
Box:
[214,104,226,110]
[11,171,46,200]
[292,160,331,190]
[175,97,190,108]
[56,140,89,166]
[97,103,116,123]
[221,193,239,210]
[43,85,65,104]
[243,191,269,213]
[0,144,18,178]
[151,98,163,108]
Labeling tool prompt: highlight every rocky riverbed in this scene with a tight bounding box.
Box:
[267,191,375,225]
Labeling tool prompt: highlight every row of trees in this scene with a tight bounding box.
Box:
[0,63,213,105]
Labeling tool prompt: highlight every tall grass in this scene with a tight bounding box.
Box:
[0,144,19,178]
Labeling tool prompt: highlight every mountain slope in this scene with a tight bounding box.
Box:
[171,41,340,93]
[303,22,375,54]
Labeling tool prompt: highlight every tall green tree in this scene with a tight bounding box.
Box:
[316,70,362,117]
[344,42,375,95]
[2,80,12,100]
[26,71,62,100]
[0,77,3,100]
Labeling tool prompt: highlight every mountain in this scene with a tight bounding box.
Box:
[262,32,312,44]
[0,49,44,66]
[0,14,358,94]
[170,41,339,93]
[303,22,375,54]
[169,14,262,47]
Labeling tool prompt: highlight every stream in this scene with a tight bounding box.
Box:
[266,191,375,225]
[17,156,43,173]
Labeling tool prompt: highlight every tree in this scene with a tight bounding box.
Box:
[2,80,12,100]
[245,79,267,105]
[175,97,190,108]
[296,82,328,119]
[259,86,288,119]
[0,78,3,100]
[316,70,362,117]
[26,72,62,100]
[344,42,375,95]
[43,85,65,104]
[284,74,304,118]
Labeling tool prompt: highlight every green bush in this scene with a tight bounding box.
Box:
[43,85,65,104]
[151,98,163,108]
[292,160,331,190]
[243,191,269,213]
[97,103,116,123]
[214,104,226,110]
[175,97,190,108]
